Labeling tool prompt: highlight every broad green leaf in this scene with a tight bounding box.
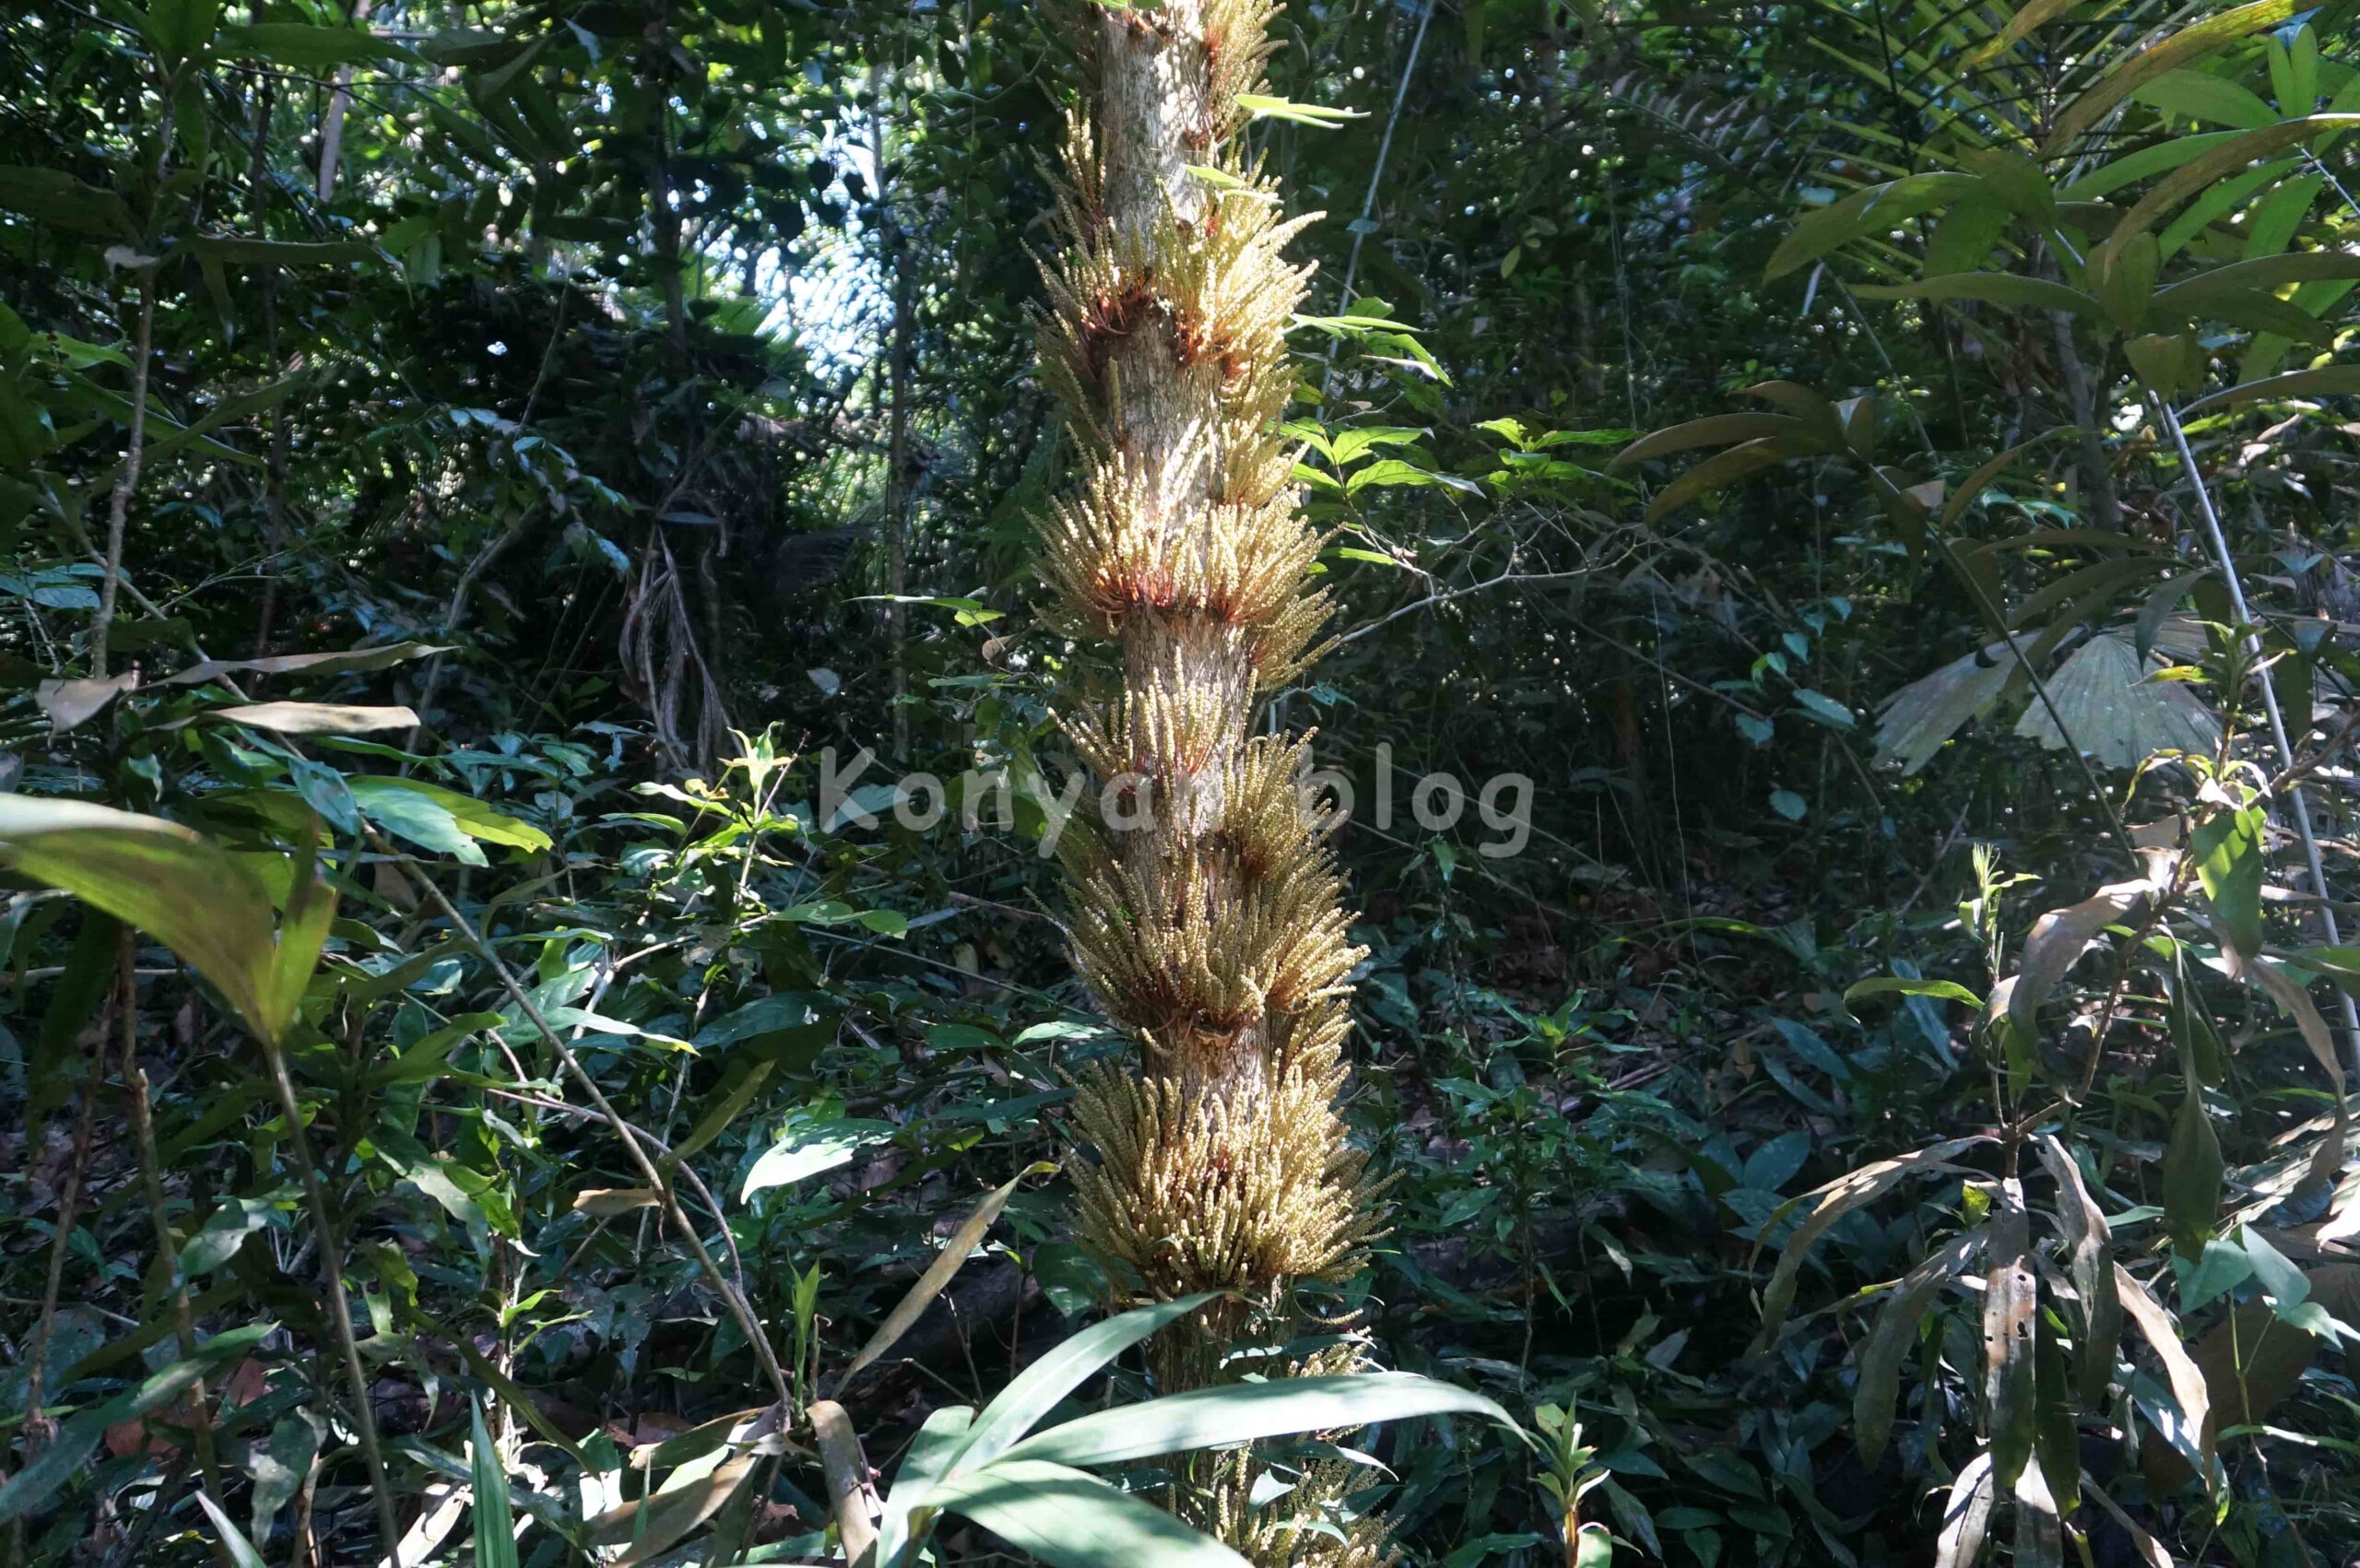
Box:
[1766,172,1984,279]
[2109,116,2360,248]
[349,777,549,853]
[1984,1186,2036,1487]
[1844,975,1984,1008]
[926,1460,1250,1568]
[215,21,422,69]
[0,1323,272,1524]
[2047,0,2308,151]
[999,1372,1517,1468]
[0,167,136,238]
[946,1294,1222,1479]
[140,0,223,69]
[0,797,320,1045]
[1852,274,2100,318]
[350,778,486,866]
[1750,1136,1995,1346]
[471,1401,521,1568]
[838,1162,1056,1386]
[2130,70,2279,129]
[2190,806,2265,959]
[1856,1228,1987,1466]
[195,1493,269,1568]
[741,1118,893,1199]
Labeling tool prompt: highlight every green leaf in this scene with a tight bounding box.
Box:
[925,1461,1251,1568]
[194,1492,270,1568]
[0,797,324,1045]
[1000,1373,1517,1468]
[2163,1086,2225,1257]
[1856,1228,1986,1466]
[349,778,485,866]
[741,1118,893,1199]
[2190,806,2265,960]
[2109,116,2360,249]
[348,777,549,854]
[0,1323,272,1524]
[2046,0,2309,151]
[0,168,135,238]
[1766,172,1985,279]
[214,21,422,69]
[838,1162,1055,1386]
[1854,273,2101,318]
[2180,364,2360,414]
[140,0,223,68]
[1844,976,1984,1008]
[2130,70,2280,129]
[181,1194,277,1277]
[1234,93,1366,127]
[1790,689,1856,729]
[471,1401,521,1568]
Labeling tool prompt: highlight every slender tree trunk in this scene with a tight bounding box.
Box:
[2051,309,2121,531]
[882,206,915,759]
[1039,4,1386,1556]
[316,0,372,200]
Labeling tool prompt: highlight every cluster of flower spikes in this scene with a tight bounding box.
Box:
[1032,4,1394,1559]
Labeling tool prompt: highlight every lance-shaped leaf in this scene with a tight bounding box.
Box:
[998,1373,1517,1468]
[1853,274,2101,318]
[470,1401,521,1568]
[1984,1183,2037,1488]
[1766,172,1986,279]
[2033,1134,2120,1406]
[2006,869,2163,1042]
[942,1294,1222,1480]
[159,640,449,686]
[2181,363,2360,415]
[1855,1226,1988,1466]
[0,797,326,1045]
[1932,1450,1996,1568]
[2107,116,2360,247]
[924,1461,1251,1568]
[2046,0,2311,150]
[836,1161,1056,1388]
[1645,437,1794,521]
[2013,1445,2065,1568]
[2115,1261,2212,1486]
[2154,251,2360,306]
[1609,413,1821,471]
[204,701,421,735]
[2191,806,2265,961]
[1751,1136,1995,1347]
[2086,1482,2177,1567]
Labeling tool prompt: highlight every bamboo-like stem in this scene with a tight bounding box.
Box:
[116,937,236,1568]
[91,273,156,680]
[255,1029,405,1566]
[2155,395,2360,1076]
